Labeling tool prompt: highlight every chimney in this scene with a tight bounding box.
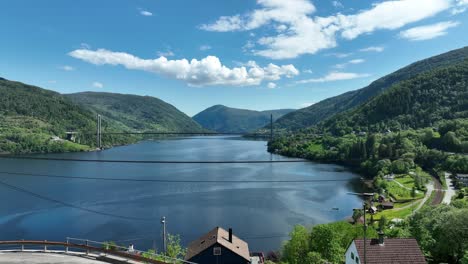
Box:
[378,231,385,246]
[228,228,233,243]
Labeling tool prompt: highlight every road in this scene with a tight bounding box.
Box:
[0,252,107,264]
[442,172,456,204]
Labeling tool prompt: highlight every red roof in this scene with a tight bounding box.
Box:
[354,238,426,264]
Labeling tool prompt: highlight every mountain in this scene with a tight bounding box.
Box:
[321,60,468,135]
[0,78,206,153]
[65,92,205,133]
[0,77,96,153]
[272,46,468,131]
[193,105,295,133]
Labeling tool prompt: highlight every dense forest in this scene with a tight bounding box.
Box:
[66,92,205,133]
[0,79,206,154]
[193,105,294,133]
[271,46,468,131]
[322,61,468,136]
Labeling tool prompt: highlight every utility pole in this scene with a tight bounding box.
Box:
[161,216,167,254]
[350,192,374,264]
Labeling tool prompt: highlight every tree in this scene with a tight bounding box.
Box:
[309,224,345,263]
[379,216,387,231]
[282,225,310,264]
[304,251,326,264]
[165,234,186,259]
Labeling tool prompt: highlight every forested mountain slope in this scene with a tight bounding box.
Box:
[322,60,468,135]
[193,105,294,133]
[0,78,96,153]
[272,46,468,131]
[66,92,205,132]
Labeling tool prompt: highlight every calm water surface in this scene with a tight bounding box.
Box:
[0,136,363,251]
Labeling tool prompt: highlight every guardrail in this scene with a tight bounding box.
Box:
[0,239,196,264]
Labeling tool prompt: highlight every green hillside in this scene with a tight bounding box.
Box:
[65,92,205,133]
[0,79,206,154]
[0,78,96,153]
[322,60,468,136]
[272,46,468,131]
[193,105,294,133]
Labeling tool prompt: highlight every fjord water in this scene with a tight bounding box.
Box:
[0,136,362,251]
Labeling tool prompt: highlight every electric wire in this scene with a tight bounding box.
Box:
[0,156,307,164]
[0,180,155,221]
[0,170,351,183]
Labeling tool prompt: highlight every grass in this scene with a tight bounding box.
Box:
[394,175,415,189]
[369,200,421,221]
[386,180,424,200]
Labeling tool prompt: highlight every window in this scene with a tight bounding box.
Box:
[356,256,359,263]
[213,247,221,255]
[351,252,355,259]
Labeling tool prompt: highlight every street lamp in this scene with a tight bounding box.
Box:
[161,216,167,254]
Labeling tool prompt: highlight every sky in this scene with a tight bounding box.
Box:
[0,0,467,116]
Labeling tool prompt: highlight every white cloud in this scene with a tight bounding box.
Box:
[452,0,468,14]
[140,10,153,16]
[60,65,75,71]
[48,80,57,84]
[297,71,370,83]
[92,82,104,88]
[200,0,453,59]
[327,52,353,58]
[157,50,175,57]
[267,82,277,89]
[299,102,315,108]
[80,43,91,49]
[69,49,299,87]
[199,45,212,51]
[303,69,313,74]
[334,58,365,69]
[399,20,459,41]
[338,0,451,40]
[359,46,384,52]
[332,1,344,8]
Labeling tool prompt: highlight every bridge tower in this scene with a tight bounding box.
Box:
[96,114,102,150]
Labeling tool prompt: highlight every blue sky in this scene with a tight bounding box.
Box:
[0,0,467,116]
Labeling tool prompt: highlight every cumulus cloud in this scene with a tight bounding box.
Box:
[303,69,313,74]
[399,20,459,41]
[359,46,384,52]
[267,82,277,89]
[200,0,454,59]
[92,82,104,88]
[140,10,153,16]
[297,71,370,83]
[60,65,75,71]
[69,49,299,87]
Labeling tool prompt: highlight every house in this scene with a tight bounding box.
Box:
[456,174,468,186]
[368,206,378,214]
[380,201,394,210]
[377,194,386,203]
[345,233,426,264]
[185,227,250,264]
[347,216,365,225]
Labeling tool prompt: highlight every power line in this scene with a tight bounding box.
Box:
[0,180,155,221]
[0,171,351,183]
[0,156,307,164]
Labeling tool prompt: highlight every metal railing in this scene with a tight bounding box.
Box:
[0,239,197,264]
[66,237,197,264]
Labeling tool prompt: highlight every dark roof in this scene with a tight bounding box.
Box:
[185,227,250,261]
[354,238,426,264]
[381,201,394,207]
